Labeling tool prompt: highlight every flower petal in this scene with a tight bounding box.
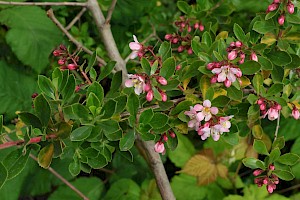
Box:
[203,100,211,107]
[129,42,142,51]
[129,51,138,59]
[125,79,134,88]
[210,107,219,115]
[133,35,139,43]
[194,104,203,111]
[217,71,227,82]
[196,112,204,121]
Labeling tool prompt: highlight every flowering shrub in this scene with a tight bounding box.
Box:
[0,0,300,199]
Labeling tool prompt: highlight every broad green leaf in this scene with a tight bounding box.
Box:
[242,158,265,169]
[253,139,269,155]
[160,57,175,79]
[267,83,283,96]
[252,124,263,139]
[158,42,171,61]
[253,21,276,34]
[233,23,246,42]
[283,32,300,44]
[202,31,212,47]
[3,149,30,180]
[181,60,203,80]
[170,101,192,116]
[211,96,230,107]
[119,129,136,151]
[34,94,51,127]
[38,143,54,169]
[141,58,151,76]
[0,163,7,189]
[271,65,284,83]
[52,68,63,90]
[98,61,116,81]
[54,122,72,139]
[88,82,104,104]
[88,154,108,169]
[277,153,300,166]
[38,75,56,99]
[87,93,100,109]
[62,74,75,102]
[177,1,191,14]
[71,103,90,120]
[252,73,263,95]
[104,179,140,200]
[127,93,139,117]
[69,160,81,177]
[85,51,97,73]
[98,120,120,134]
[100,99,116,119]
[258,56,273,70]
[139,109,154,125]
[261,33,277,46]
[267,51,292,66]
[114,95,127,113]
[70,126,93,141]
[227,86,243,101]
[149,113,168,129]
[200,75,211,100]
[268,148,281,164]
[0,7,62,72]
[109,71,122,94]
[272,136,285,150]
[239,61,261,75]
[18,112,42,129]
[273,170,294,181]
[247,106,260,129]
[286,54,300,69]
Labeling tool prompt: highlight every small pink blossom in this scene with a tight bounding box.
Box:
[146,90,154,101]
[250,52,258,62]
[292,108,300,120]
[196,100,219,122]
[287,3,295,14]
[264,108,279,121]
[125,74,145,95]
[239,53,245,64]
[199,24,204,31]
[224,79,232,88]
[160,91,167,102]
[235,41,243,47]
[184,104,203,130]
[228,50,237,60]
[253,169,264,176]
[157,76,168,85]
[211,65,242,86]
[129,35,142,59]
[268,3,279,12]
[154,141,165,154]
[278,15,285,26]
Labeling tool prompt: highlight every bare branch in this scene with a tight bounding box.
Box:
[0,1,87,6]
[87,0,128,85]
[66,7,87,31]
[105,0,117,24]
[29,154,89,200]
[47,9,107,66]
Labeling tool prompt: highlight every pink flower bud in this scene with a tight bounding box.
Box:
[59,44,67,51]
[260,103,266,111]
[31,93,38,99]
[268,3,279,12]
[172,38,179,44]
[53,50,61,57]
[250,52,258,62]
[267,108,279,120]
[199,24,204,31]
[178,46,184,52]
[169,131,176,138]
[224,79,232,88]
[292,108,300,120]
[235,41,243,47]
[273,0,280,3]
[58,59,65,65]
[176,65,181,70]
[187,26,192,32]
[163,134,168,142]
[207,62,215,70]
[146,90,154,102]
[230,42,236,47]
[278,15,285,25]
[267,185,274,193]
[228,50,237,60]
[144,83,151,92]
[154,141,165,154]
[157,76,168,85]
[67,63,77,70]
[257,98,264,105]
[236,69,242,78]
[180,22,186,28]
[253,169,264,176]
[165,34,173,40]
[160,91,167,102]
[269,164,275,171]
[75,85,81,92]
[194,23,199,29]
[187,48,193,55]
[275,104,281,110]
[210,76,218,84]
[263,178,269,185]
[287,3,295,14]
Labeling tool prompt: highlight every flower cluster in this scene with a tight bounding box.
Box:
[266,0,295,26]
[257,98,281,121]
[226,41,258,63]
[207,61,242,88]
[164,33,193,54]
[53,45,79,70]
[253,164,279,193]
[154,131,176,154]
[174,16,204,33]
[184,100,233,141]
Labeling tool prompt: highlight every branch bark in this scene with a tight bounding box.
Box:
[105,0,117,24]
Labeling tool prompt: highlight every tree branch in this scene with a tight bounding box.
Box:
[105,0,117,24]
[29,154,89,200]
[87,0,128,85]
[0,1,87,6]
[47,9,107,66]
[66,7,87,30]
[136,135,175,200]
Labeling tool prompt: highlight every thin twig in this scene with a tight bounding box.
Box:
[29,154,89,200]
[274,111,281,141]
[47,9,107,66]
[276,183,300,194]
[66,7,87,31]
[105,0,117,24]
[0,1,87,6]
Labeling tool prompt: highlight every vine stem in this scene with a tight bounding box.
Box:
[0,1,87,6]
[29,154,90,200]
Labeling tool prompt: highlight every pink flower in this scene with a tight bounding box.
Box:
[228,50,237,60]
[287,3,295,14]
[196,100,219,122]
[278,15,285,26]
[129,35,142,59]
[264,108,279,121]
[199,24,204,31]
[197,122,211,140]
[211,65,242,86]
[250,52,258,62]
[125,74,145,95]
[154,141,165,154]
[235,41,243,47]
[210,125,222,141]
[292,108,300,120]
[184,104,203,130]
[224,79,232,88]
[218,116,233,132]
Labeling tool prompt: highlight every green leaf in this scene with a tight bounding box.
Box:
[62,74,75,102]
[170,101,192,115]
[139,109,154,125]
[233,23,246,42]
[149,113,168,129]
[98,61,116,81]
[38,75,56,99]
[253,21,276,34]
[150,60,158,75]
[271,65,284,83]
[114,95,127,113]
[55,122,72,139]
[100,99,116,119]
[18,112,42,129]
[166,133,178,151]
[286,54,300,69]
[38,143,54,169]
[267,51,292,66]
[141,58,151,75]
[0,7,62,72]
[34,94,51,127]
[272,136,285,150]
[69,160,81,177]
[253,140,269,155]
[3,149,30,179]
[127,93,139,117]
[158,41,171,61]
[177,1,191,14]
[227,86,243,101]
[0,163,7,189]
[277,153,300,166]
[104,179,140,200]
[181,60,203,80]
[283,32,300,44]
[88,154,108,169]
[109,71,122,94]
[71,103,90,120]
[266,83,283,96]
[239,61,261,75]
[85,51,97,73]
[98,120,120,134]
[273,170,294,181]
[49,177,104,200]
[87,93,100,109]
[119,129,136,151]
[268,148,281,164]
[242,158,265,169]
[211,96,230,107]
[160,57,175,79]
[88,82,104,105]
[200,75,211,100]
[70,126,93,141]
[258,56,273,70]
[252,73,263,95]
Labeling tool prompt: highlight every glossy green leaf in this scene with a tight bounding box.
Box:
[34,94,51,127]
[69,160,81,177]
[98,120,120,134]
[104,179,140,200]
[141,58,151,76]
[18,112,42,129]
[277,153,300,166]
[88,82,104,105]
[242,158,265,169]
[139,108,154,125]
[253,139,269,155]
[149,113,168,129]
[88,154,108,169]
[266,83,283,96]
[70,126,93,141]
[271,65,284,83]
[55,122,72,139]
[98,61,116,81]
[170,101,192,115]
[119,129,136,151]
[267,51,292,66]
[253,20,276,34]
[211,96,230,107]
[3,149,30,179]
[0,163,7,189]
[85,51,97,73]
[268,148,281,164]
[38,75,56,99]
[286,54,300,69]
[239,61,261,75]
[227,86,243,101]
[100,99,116,119]
[62,74,75,102]
[109,71,122,94]
[158,41,171,61]
[273,170,294,181]
[127,93,139,117]
[252,73,263,95]
[272,136,285,150]
[177,1,191,14]
[233,23,246,42]
[160,57,175,79]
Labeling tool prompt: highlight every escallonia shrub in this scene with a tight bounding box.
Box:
[1,0,300,198]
